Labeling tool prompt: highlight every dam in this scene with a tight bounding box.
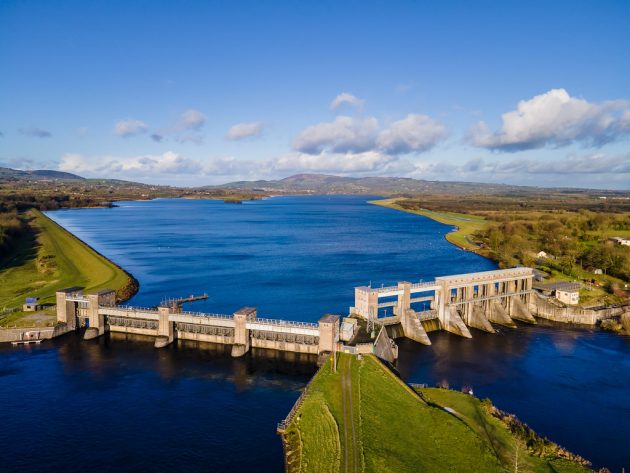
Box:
[55,267,537,358]
[352,267,535,346]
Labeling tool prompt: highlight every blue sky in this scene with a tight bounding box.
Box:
[1,0,629,188]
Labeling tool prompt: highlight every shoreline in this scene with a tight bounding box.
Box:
[41,210,140,303]
[0,209,139,329]
[368,197,492,256]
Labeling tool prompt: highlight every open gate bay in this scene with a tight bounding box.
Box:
[1,196,629,472]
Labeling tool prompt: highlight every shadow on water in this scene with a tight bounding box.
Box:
[0,332,317,473]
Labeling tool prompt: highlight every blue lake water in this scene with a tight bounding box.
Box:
[0,196,628,471]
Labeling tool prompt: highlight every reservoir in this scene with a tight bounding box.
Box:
[1,196,628,471]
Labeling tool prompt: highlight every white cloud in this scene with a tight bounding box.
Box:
[59,152,203,175]
[114,119,148,137]
[293,116,380,154]
[271,151,414,175]
[470,89,630,151]
[330,92,365,111]
[225,121,266,141]
[494,153,630,175]
[151,109,207,143]
[177,109,206,131]
[293,114,447,156]
[377,114,447,154]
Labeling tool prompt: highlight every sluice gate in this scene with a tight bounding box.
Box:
[351,267,535,345]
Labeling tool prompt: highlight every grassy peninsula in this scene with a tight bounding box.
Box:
[0,209,136,327]
[281,354,591,473]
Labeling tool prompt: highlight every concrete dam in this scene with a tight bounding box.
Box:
[353,267,535,346]
[55,267,536,358]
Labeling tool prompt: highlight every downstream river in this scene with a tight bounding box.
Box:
[1,196,628,471]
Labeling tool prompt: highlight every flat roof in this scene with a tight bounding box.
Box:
[533,281,580,292]
[58,286,84,293]
[436,267,533,282]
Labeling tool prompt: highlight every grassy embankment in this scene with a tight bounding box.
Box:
[370,198,488,251]
[0,209,136,327]
[282,353,591,473]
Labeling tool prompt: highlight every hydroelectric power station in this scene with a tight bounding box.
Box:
[53,267,547,362]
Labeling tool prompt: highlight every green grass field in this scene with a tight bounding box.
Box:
[282,354,592,473]
[0,209,134,326]
[369,198,488,251]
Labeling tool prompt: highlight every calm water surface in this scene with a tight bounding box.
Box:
[0,196,627,471]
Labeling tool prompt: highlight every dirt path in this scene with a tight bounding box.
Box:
[341,356,359,473]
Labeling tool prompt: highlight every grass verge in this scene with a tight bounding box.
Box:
[0,209,136,326]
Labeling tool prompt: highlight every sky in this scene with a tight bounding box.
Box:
[1,0,630,189]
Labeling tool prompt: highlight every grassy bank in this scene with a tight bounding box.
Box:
[0,209,136,327]
[369,198,488,251]
[282,354,592,473]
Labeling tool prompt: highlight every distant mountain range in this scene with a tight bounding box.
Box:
[2,167,628,196]
[214,173,625,196]
[0,167,85,181]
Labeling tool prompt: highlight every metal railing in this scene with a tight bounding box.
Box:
[410,281,438,290]
[179,310,233,320]
[106,305,159,313]
[254,318,318,329]
[277,387,308,433]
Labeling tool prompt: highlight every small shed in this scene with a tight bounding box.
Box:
[556,284,580,305]
[593,269,603,275]
[536,251,548,259]
[23,297,41,312]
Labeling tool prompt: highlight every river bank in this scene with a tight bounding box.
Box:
[0,209,137,328]
[280,353,593,472]
[369,198,489,253]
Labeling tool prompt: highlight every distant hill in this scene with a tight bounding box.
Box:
[214,173,579,196]
[0,167,157,188]
[0,167,85,181]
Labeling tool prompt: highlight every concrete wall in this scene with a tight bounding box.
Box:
[251,338,319,354]
[0,327,54,343]
[531,294,623,325]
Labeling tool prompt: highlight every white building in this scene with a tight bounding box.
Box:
[555,283,580,305]
[610,237,630,246]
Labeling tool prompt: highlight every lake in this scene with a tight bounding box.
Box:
[1,196,628,471]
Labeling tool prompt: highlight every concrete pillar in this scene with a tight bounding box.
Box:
[436,283,447,326]
[317,314,339,354]
[232,307,256,357]
[84,294,105,340]
[353,287,379,320]
[524,276,533,305]
[155,307,174,348]
[83,290,115,340]
[395,282,411,317]
[55,289,78,330]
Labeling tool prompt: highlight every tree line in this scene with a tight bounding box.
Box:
[476,211,630,282]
